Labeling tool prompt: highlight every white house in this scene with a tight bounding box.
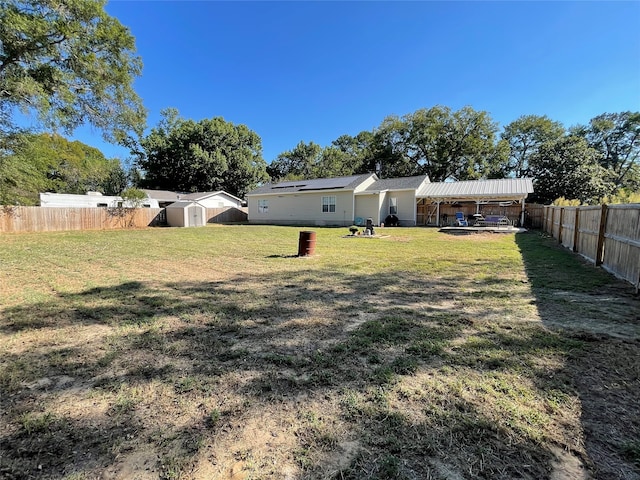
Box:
[181,191,244,209]
[141,190,244,209]
[39,192,159,208]
[246,174,429,226]
[246,174,534,227]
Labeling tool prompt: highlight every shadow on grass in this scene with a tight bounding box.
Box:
[516,231,640,480]
[1,240,638,479]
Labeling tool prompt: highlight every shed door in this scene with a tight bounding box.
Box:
[188,206,204,227]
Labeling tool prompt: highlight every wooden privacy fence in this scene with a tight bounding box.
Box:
[205,207,248,223]
[543,204,640,290]
[0,206,249,233]
[0,206,166,233]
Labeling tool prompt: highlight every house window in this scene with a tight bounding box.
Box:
[389,197,398,215]
[97,203,108,208]
[322,196,336,213]
[258,199,269,213]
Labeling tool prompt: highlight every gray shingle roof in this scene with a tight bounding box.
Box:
[247,173,376,195]
[141,189,185,202]
[417,178,534,199]
[361,175,429,192]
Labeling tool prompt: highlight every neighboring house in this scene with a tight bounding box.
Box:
[141,189,244,208]
[181,191,244,209]
[140,190,183,208]
[246,174,534,227]
[39,192,159,208]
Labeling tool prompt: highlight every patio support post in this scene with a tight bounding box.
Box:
[436,201,440,227]
[520,198,525,227]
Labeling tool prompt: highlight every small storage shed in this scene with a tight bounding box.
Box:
[166,201,206,227]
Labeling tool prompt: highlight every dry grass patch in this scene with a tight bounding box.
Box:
[1,226,638,479]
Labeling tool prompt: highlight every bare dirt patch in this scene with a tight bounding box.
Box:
[1,227,639,479]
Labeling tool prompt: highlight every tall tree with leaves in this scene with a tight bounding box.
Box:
[267,141,322,181]
[0,0,146,144]
[572,112,640,190]
[0,132,125,204]
[373,106,506,181]
[500,115,565,178]
[136,109,268,198]
[529,136,615,204]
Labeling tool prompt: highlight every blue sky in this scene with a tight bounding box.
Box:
[65,1,640,164]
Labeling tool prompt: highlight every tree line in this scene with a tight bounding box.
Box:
[1,0,638,206]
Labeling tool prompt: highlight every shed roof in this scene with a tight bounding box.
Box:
[165,200,201,208]
[247,173,376,196]
[417,178,534,201]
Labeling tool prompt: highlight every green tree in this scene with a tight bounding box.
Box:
[572,112,640,190]
[0,132,124,204]
[529,136,615,204]
[372,106,506,181]
[500,115,565,178]
[267,141,323,181]
[137,109,268,198]
[0,0,146,144]
[101,159,129,195]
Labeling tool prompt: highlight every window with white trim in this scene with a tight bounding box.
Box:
[322,196,336,213]
[258,199,269,213]
[389,197,398,215]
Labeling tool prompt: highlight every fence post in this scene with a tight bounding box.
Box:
[595,204,608,266]
[572,207,580,252]
[558,207,564,244]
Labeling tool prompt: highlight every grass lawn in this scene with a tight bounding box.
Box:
[1,225,639,480]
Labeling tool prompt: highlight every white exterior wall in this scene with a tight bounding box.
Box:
[354,194,382,225]
[380,190,418,226]
[39,192,159,208]
[166,206,187,227]
[195,194,242,208]
[248,191,355,226]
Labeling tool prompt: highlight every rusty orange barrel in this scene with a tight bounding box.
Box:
[298,231,316,256]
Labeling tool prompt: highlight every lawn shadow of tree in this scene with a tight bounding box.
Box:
[3,243,638,479]
[516,231,640,480]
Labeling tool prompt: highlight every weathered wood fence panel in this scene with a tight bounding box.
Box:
[0,207,166,233]
[602,205,640,289]
[543,204,640,290]
[206,207,248,224]
[575,207,603,263]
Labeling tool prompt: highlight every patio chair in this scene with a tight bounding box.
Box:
[455,212,468,226]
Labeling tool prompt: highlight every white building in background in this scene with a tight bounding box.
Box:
[141,189,244,209]
[39,191,159,208]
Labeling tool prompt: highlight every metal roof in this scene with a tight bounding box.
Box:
[417,178,534,200]
[247,173,376,195]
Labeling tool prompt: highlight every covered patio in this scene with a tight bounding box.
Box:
[415,178,534,227]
